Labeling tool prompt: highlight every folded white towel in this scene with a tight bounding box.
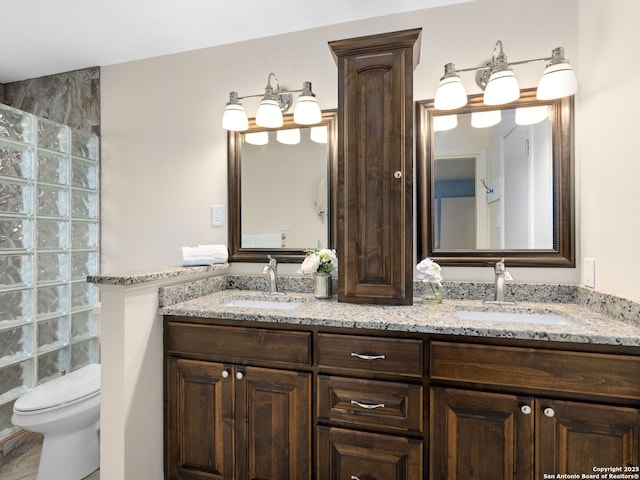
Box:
[181,244,228,266]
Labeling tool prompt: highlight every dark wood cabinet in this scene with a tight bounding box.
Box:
[329,29,421,305]
[164,316,640,480]
[165,323,312,480]
[430,387,534,480]
[536,398,640,474]
[166,358,232,480]
[431,387,640,480]
[430,340,640,480]
[316,332,425,479]
[318,426,423,480]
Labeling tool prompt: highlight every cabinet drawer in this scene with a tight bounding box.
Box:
[317,426,423,480]
[318,375,423,434]
[318,333,423,377]
[431,341,640,400]
[166,322,312,367]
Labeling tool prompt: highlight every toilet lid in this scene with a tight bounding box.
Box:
[14,363,101,412]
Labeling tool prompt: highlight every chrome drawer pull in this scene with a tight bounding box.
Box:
[350,400,385,410]
[351,476,361,480]
[350,352,386,361]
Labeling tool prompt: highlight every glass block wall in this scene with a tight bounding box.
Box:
[0,103,100,440]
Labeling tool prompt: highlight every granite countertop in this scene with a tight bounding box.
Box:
[160,290,640,347]
[87,264,229,285]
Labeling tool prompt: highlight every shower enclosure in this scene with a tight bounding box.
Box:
[0,102,100,441]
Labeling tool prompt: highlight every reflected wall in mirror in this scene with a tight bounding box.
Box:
[228,111,337,262]
[417,89,574,267]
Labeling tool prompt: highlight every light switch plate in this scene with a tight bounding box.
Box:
[583,258,596,288]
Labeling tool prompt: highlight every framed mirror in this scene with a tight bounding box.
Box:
[228,110,337,262]
[416,89,574,267]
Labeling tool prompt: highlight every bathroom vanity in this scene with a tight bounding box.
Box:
[161,288,640,480]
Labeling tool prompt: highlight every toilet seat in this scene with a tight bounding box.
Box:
[14,363,100,414]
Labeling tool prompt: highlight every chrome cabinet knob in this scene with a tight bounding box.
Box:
[544,407,555,418]
[520,405,532,415]
[221,370,230,379]
[236,371,244,380]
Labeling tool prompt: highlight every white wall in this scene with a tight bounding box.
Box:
[103,0,623,293]
[578,0,640,302]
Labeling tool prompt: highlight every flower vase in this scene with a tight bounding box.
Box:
[424,282,443,304]
[313,273,332,299]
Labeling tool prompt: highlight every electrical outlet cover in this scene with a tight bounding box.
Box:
[583,258,596,288]
[211,205,224,226]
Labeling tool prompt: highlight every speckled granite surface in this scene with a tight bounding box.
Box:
[159,288,640,347]
[89,266,640,346]
[87,264,229,286]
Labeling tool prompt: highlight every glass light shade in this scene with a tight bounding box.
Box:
[537,63,577,100]
[483,69,520,105]
[515,106,550,125]
[256,99,283,128]
[434,76,468,110]
[293,95,322,125]
[310,125,328,143]
[471,110,502,128]
[222,104,249,131]
[244,131,269,145]
[276,128,301,145]
[433,114,458,132]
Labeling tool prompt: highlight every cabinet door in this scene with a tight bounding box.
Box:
[430,387,534,480]
[318,426,423,480]
[165,358,234,480]
[536,399,640,474]
[235,366,312,480]
[330,29,421,305]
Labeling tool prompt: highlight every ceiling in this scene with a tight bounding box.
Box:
[0,0,473,84]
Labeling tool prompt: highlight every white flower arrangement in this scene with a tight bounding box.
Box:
[299,248,338,275]
[416,257,443,287]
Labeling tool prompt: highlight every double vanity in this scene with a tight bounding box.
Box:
[86,27,638,480]
[152,271,640,480]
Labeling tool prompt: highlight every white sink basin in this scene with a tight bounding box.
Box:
[457,310,572,325]
[222,299,301,310]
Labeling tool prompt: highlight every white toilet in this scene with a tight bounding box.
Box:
[11,363,101,480]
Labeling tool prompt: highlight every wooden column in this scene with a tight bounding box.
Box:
[329,28,422,305]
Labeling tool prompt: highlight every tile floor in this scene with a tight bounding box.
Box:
[0,431,99,480]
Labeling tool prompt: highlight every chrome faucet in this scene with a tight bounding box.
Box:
[262,255,281,295]
[484,258,515,306]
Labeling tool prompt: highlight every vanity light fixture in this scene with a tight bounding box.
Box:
[515,105,550,125]
[310,125,328,143]
[222,72,322,131]
[244,131,269,145]
[471,110,502,128]
[433,114,458,132]
[276,128,301,145]
[434,40,577,110]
